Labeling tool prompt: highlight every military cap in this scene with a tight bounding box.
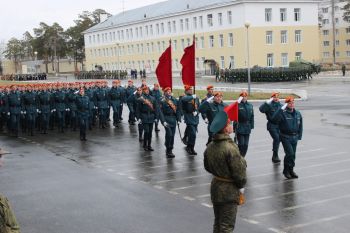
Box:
[184,85,192,91]
[239,91,248,97]
[142,86,149,91]
[285,96,294,103]
[271,92,280,98]
[214,91,223,97]
[206,85,214,90]
[163,87,171,92]
[209,111,229,134]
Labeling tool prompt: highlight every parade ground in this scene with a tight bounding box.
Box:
[1,74,350,233]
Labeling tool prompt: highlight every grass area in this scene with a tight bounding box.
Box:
[172,89,299,100]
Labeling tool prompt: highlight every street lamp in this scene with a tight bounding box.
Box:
[34,51,38,74]
[244,21,251,95]
[116,43,120,80]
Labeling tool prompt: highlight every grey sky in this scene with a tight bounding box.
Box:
[0,0,164,42]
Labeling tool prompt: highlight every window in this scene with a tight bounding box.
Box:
[346,28,350,34]
[295,52,302,61]
[180,19,184,31]
[228,11,232,24]
[209,35,214,48]
[140,44,144,54]
[181,39,185,49]
[130,29,133,39]
[150,25,153,35]
[195,37,198,49]
[218,13,223,26]
[126,29,129,39]
[157,42,161,52]
[199,16,203,28]
[185,18,189,30]
[220,56,225,69]
[196,57,200,69]
[161,23,164,34]
[93,35,96,43]
[346,39,350,46]
[146,43,150,54]
[168,21,171,33]
[336,40,340,46]
[187,38,190,46]
[335,6,339,12]
[162,41,165,50]
[295,30,302,43]
[207,14,213,27]
[336,51,340,57]
[229,56,234,69]
[280,8,287,22]
[228,33,233,47]
[322,8,328,13]
[322,19,329,25]
[200,36,204,49]
[281,53,288,67]
[294,8,300,21]
[89,36,92,44]
[323,30,329,36]
[139,27,143,37]
[265,8,272,22]
[172,21,176,33]
[335,18,339,24]
[346,51,350,57]
[145,26,148,36]
[201,57,205,69]
[281,30,287,44]
[335,29,339,35]
[173,40,177,51]
[156,24,159,35]
[267,53,274,67]
[323,41,330,46]
[266,31,273,44]
[219,34,224,47]
[193,17,197,29]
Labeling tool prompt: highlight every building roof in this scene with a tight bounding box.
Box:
[84,0,321,34]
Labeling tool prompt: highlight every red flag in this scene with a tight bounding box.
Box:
[180,36,195,86]
[224,101,239,122]
[155,43,172,89]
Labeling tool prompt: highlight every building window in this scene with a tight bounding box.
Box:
[323,30,329,36]
[199,16,203,28]
[229,56,234,69]
[181,39,185,49]
[207,14,213,27]
[209,35,214,48]
[173,40,177,51]
[162,41,165,50]
[267,53,274,67]
[173,21,176,33]
[266,31,273,44]
[185,18,189,30]
[219,34,224,47]
[322,19,329,25]
[168,21,171,33]
[228,11,232,24]
[146,43,150,54]
[335,18,339,24]
[346,39,350,46]
[294,8,300,21]
[323,52,330,58]
[323,41,330,46]
[157,42,161,52]
[196,57,200,69]
[281,53,288,67]
[265,8,272,22]
[220,56,225,69]
[180,19,184,31]
[139,27,143,37]
[218,13,223,26]
[187,38,191,46]
[228,33,233,47]
[200,36,204,49]
[335,29,339,35]
[322,8,328,13]
[336,40,340,46]
[336,51,340,57]
[145,26,149,37]
[193,17,197,29]
[281,30,287,44]
[156,24,159,35]
[201,57,205,69]
[346,51,350,57]
[346,27,350,34]
[161,23,164,34]
[280,8,287,22]
[89,36,92,44]
[295,52,302,61]
[150,25,153,35]
[295,30,302,43]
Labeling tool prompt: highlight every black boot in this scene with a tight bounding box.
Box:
[290,169,299,179]
[191,146,197,156]
[166,149,175,158]
[185,145,192,154]
[272,151,281,163]
[283,169,293,179]
[147,141,154,151]
[143,140,148,151]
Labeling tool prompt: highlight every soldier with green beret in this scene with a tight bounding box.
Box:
[204,111,247,233]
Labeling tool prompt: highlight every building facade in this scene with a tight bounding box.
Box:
[319,0,350,64]
[84,0,321,74]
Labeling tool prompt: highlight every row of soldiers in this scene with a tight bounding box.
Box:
[75,69,147,80]
[0,73,47,81]
[216,66,318,83]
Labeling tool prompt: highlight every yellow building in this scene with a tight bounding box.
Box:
[84,0,321,74]
[319,0,350,64]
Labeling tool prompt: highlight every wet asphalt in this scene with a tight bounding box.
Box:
[1,74,350,233]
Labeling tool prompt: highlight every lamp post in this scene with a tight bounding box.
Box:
[244,21,251,95]
[116,43,120,79]
[34,51,38,74]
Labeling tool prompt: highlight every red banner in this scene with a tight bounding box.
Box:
[155,44,172,89]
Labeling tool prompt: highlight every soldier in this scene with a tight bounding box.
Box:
[5,85,21,137]
[158,87,181,158]
[199,92,227,145]
[53,83,67,133]
[66,83,78,131]
[128,87,143,141]
[259,92,283,163]
[201,85,214,122]
[180,85,200,155]
[204,111,247,233]
[76,87,90,141]
[342,64,346,77]
[37,84,51,134]
[0,87,6,132]
[136,86,159,151]
[109,80,125,127]
[21,85,38,136]
[151,83,162,132]
[125,80,137,125]
[94,81,109,129]
[235,91,254,157]
[85,82,96,129]
[271,97,303,179]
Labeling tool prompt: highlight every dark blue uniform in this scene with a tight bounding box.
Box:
[85,87,96,129]
[66,89,78,131]
[125,85,137,124]
[108,86,125,126]
[127,91,143,140]
[6,91,21,136]
[38,90,51,134]
[94,87,109,128]
[151,89,162,132]
[0,91,6,131]
[21,91,38,135]
[53,89,67,132]
[235,101,254,157]
[76,94,90,140]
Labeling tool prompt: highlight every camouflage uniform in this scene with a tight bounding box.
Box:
[0,194,20,233]
[204,134,247,233]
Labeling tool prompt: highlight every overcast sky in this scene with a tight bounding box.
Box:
[0,0,165,43]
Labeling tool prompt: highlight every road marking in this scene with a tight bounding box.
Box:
[117,172,126,176]
[156,174,210,184]
[197,194,210,198]
[171,182,211,191]
[128,176,136,180]
[183,196,195,201]
[153,185,163,189]
[168,191,179,195]
[249,179,350,203]
[119,161,192,173]
[201,203,213,208]
[283,212,350,231]
[241,218,260,225]
[268,228,286,233]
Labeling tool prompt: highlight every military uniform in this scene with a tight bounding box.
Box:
[53,88,67,132]
[159,88,181,158]
[259,94,283,163]
[181,89,200,155]
[127,89,143,140]
[125,84,137,125]
[204,111,247,233]
[94,87,109,128]
[76,91,90,140]
[5,90,21,137]
[21,90,38,136]
[151,87,162,132]
[66,89,78,131]
[235,94,254,157]
[272,97,303,179]
[38,89,51,134]
[108,84,125,127]
[0,91,6,131]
